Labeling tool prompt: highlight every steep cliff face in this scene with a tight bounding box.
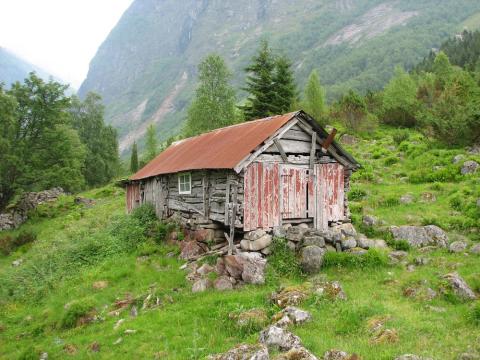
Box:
[78,0,480,153]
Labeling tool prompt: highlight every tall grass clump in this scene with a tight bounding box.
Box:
[323,249,389,269]
[267,237,303,281]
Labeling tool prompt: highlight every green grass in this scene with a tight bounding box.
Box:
[1,127,480,359]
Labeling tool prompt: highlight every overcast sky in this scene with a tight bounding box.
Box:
[0,0,134,88]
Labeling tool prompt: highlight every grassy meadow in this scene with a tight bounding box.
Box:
[0,127,479,359]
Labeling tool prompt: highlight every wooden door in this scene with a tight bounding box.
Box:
[314,163,345,230]
[280,165,309,220]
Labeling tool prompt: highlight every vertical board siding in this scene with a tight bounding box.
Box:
[244,162,281,231]
[126,183,140,213]
[281,166,308,219]
[315,163,345,230]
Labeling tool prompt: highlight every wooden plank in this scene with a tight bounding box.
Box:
[282,128,312,142]
[309,132,317,170]
[273,139,288,162]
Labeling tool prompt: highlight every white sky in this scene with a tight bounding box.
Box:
[0,0,134,88]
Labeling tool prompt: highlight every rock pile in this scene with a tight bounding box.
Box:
[0,187,65,230]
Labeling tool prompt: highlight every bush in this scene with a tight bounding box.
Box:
[392,129,410,145]
[348,188,367,201]
[131,204,157,228]
[153,222,177,244]
[323,249,389,269]
[384,156,399,166]
[268,238,302,279]
[60,300,95,329]
[387,239,411,251]
[0,231,37,256]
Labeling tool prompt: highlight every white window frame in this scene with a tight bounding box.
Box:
[178,172,192,195]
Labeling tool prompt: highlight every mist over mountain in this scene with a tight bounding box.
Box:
[0,47,55,87]
[78,0,480,153]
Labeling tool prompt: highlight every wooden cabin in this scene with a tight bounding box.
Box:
[125,111,359,237]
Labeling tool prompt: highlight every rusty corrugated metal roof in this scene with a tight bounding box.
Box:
[130,112,298,180]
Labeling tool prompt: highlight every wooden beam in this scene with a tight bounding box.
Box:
[322,128,337,152]
[309,132,317,170]
[296,120,351,168]
[273,139,288,162]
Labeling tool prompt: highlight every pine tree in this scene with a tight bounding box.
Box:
[273,55,297,113]
[130,142,139,173]
[145,124,158,161]
[185,54,237,136]
[303,69,326,124]
[242,40,277,120]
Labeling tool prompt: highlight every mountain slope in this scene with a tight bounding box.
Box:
[0,48,52,87]
[79,0,480,153]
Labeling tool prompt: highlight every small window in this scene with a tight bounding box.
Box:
[178,173,191,194]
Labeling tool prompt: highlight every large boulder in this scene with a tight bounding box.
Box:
[259,325,302,351]
[390,225,448,248]
[299,246,326,274]
[180,241,207,260]
[362,215,378,227]
[461,160,479,175]
[208,343,269,360]
[224,253,267,285]
[442,272,477,300]
[470,243,480,255]
[240,234,272,251]
[192,278,212,293]
[273,347,318,360]
[302,235,325,248]
[286,226,309,242]
[214,276,234,291]
[449,241,468,253]
[332,223,357,237]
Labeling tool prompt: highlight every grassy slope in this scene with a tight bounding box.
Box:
[0,128,479,360]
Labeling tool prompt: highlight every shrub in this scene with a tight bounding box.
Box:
[153,222,177,244]
[384,156,399,166]
[323,249,389,269]
[348,188,367,201]
[386,239,411,251]
[0,235,14,256]
[131,204,157,229]
[0,231,37,256]
[268,237,302,279]
[392,129,410,145]
[60,300,95,329]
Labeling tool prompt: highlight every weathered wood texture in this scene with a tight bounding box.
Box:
[281,165,308,219]
[126,183,140,213]
[315,162,345,230]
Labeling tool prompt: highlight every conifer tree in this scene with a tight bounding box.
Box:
[185,54,237,136]
[303,69,326,124]
[145,124,158,161]
[130,142,139,173]
[242,40,277,120]
[273,55,297,113]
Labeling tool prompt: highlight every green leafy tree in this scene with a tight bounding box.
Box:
[70,93,119,187]
[130,142,139,173]
[334,90,376,133]
[432,51,454,88]
[273,55,297,114]
[0,73,86,209]
[145,124,158,161]
[303,69,326,124]
[185,54,237,136]
[382,67,419,127]
[242,40,278,120]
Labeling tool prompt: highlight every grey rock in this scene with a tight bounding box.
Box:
[192,278,212,293]
[390,225,448,248]
[470,243,480,255]
[347,247,368,255]
[341,237,357,250]
[302,235,325,248]
[261,246,271,256]
[240,253,267,285]
[313,281,347,301]
[299,245,326,274]
[40,353,49,360]
[442,272,477,300]
[452,154,464,164]
[389,250,408,263]
[461,160,479,175]
[339,134,357,145]
[356,234,373,249]
[323,349,352,360]
[11,259,23,267]
[414,257,430,266]
[287,241,297,251]
[208,343,269,360]
[394,355,433,360]
[273,224,291,238]
[468,144,480,154]
[457,353,480,360]
[286,226,309,242]
[281,306,312,325]
[244,229,267,241]
[197,263,215,276]
[332,223,357,237]
[420,192,436,203]
[277,347,319,360]
[400,193,415,204]
[449,241,468,253]
[214,276,234,291]
[130,306,138,318]
[259,325,302,351]
[362,215,378,227]
[240,234,272,251]
[477,198,480,208]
